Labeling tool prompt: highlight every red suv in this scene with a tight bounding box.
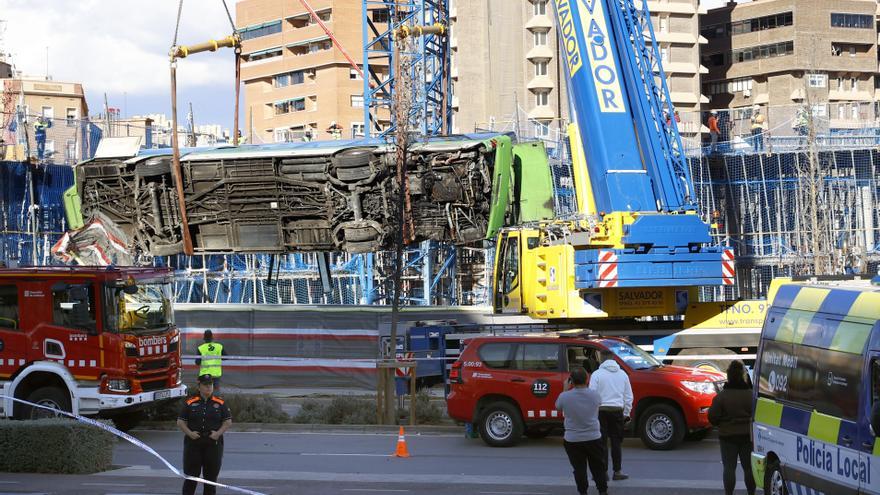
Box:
[446,335,725,450]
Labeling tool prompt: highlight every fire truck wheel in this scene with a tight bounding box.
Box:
[638,403,685,450]
[22,386,72,420]
[112,411,145,432]
[478,401,523,447]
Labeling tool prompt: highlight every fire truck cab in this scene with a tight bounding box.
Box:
[0,266,185,429]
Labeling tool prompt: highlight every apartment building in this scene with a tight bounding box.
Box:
[0,76,89,164]
[237,0,386,143]
[450,0,706,138]
[449,0,567,137]
[702,0,878,128]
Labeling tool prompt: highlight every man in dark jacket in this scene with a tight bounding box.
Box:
[708,360,755,495]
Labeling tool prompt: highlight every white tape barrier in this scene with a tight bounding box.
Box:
[0,395,267,495]
[182,355,455,363]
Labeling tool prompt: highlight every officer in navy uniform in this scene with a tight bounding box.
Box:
[177,374,232,495]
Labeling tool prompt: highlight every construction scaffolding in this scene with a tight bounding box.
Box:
[362,0,451,137]
[3,102,880,304]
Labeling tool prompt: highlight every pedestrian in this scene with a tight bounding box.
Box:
[589,350,633,481]
[196,330,227,390]
[708,110,720,155]
[750,105,765,153]
[326,121,343,140]
[33,117,51,161]
[708,360,756,495]
[555,366,608,495]
[177,374,232,495]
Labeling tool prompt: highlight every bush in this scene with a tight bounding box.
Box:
[293,397,377,425]
[399,391,446,425]
[143,394,289,424]
[221,394,289,423]
[0,419,115,473]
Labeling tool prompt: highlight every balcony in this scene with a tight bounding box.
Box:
[527,76,555,91]
[526,45,554,60]
[525,15,553,31]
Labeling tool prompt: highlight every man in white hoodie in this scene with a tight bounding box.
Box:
[589,350,633,481]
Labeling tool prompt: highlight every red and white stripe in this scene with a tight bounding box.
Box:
[395,352,415,377]
[597,250,619,288]
[527,409,561,419]
[722,249,735,286]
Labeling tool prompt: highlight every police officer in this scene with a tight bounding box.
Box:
[177,374,232,495]
[195,330,226,390]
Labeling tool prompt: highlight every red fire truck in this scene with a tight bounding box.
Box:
[0,266,185,429]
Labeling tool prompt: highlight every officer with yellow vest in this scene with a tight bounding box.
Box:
[195,330,226,390]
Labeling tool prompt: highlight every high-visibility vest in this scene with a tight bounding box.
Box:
[198,342,223,377]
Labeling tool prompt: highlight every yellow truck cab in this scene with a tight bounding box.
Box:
[751,277,880,495]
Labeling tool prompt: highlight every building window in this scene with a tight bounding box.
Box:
[534,31,547,46]
[244,48,282,62]
[273,128,288,143]
[659,16,668,33]
[660,46,669,63]
[350,68,363,80]
[830,13,873,29]
[372,8,390,23]
[65,139,76,161]
[351,122,365,138]
[535,91,549,106]
[807,74,827,88]
[533,121,550,138]
[730,11,793,35]
[41,106,54,119]
[240,20,282,41]
[533,0,547,16]
[274,70,305,88]
[700,24,727,39]
[45,140,55,156]
[535,60,548,76]
[274,98,306,115]
[351,95,364,108]
[704,77,752,96]
[850,78,858,92]
[66,107,77,127]
[701,53,726,67]
[732,41,794,63]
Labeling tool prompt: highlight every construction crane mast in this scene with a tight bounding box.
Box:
[492,0,731,320]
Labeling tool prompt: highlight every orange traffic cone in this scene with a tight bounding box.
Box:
[394,426,410,458]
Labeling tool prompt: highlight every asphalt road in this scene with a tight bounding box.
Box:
[0,429,763,494]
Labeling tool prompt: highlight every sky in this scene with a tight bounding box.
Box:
[1,0,241,129]
[1,0,739,129]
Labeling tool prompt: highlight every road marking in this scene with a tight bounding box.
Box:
[300,453,392,457]
[83,483,146,487]
[342,490,410,493]
[0,481,20,484]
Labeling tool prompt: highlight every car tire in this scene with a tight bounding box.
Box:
[638,404,685,450]
[764,459,788,495]
[478,401,523,447]
[20,386,72,420]
[335,165,373,182]
[137,157,172,178]
[333,148,374,168]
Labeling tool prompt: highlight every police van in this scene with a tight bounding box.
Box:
[751,277,880,495]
